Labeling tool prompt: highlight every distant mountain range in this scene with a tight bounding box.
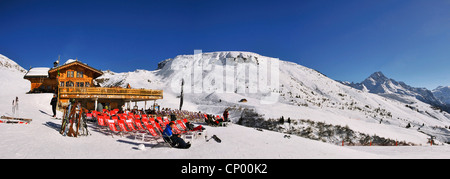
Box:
[340,71,449,112]
[433,86,450,105]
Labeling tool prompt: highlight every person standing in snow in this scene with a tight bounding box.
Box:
[50,94,58,117]
[223,109,229,122]
[12,96,19,117]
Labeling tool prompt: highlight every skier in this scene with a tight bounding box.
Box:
[50,94,58,117]
[162,122,190,149]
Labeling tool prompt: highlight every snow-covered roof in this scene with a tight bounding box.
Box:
[24,67,50,78]
[64,59,77,65]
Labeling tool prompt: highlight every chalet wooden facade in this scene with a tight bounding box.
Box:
[23,67,55,93]
[48,60,103,90]
[24,59,163,110]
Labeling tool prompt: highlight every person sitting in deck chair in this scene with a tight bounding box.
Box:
[205,114,219,126]
[185,121,205,131]
[162,122,190,149]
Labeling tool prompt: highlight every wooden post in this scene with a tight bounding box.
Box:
[94,98,98,111]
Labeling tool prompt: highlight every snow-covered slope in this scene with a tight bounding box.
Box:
[96,51,450,145]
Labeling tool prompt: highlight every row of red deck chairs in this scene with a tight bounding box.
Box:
[85,109,202,146]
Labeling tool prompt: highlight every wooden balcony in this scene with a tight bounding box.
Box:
[58,87,163,101]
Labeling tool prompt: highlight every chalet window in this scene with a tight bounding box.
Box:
[60,82,64,87]
[77,71,83,78]
[66,81,74,87]
[76,82,84,87]
[67,71,74,78]
[85,82,90,87]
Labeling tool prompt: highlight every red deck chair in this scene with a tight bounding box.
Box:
[156,116,166,126]
[144,123,160,138]
[141,116,150,128]
[142,122,169,146]
[111,116,119,126]
[117,119,132,136]
[134,114,141,120]
[106,119,121,138]
[97,115,106,127]
[109,110,116,116]
[172,122,183,134]
[85,112,93,121]
[176,119,195,142]
[133,119,147,141]
[149,117,164,133]
[92,110,98,118]
[125,118,137,131]
[176,119,188,131]
[134,119,145,131]
[163,116,170,124]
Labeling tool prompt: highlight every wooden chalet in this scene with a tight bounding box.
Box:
[24,59,163,110]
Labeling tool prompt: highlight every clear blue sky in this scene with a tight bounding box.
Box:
[0,0,449,89]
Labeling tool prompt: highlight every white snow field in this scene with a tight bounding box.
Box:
[1,52,450,159]
[1,91,450,159]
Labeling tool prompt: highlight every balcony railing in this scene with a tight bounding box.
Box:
[58,87,163,100]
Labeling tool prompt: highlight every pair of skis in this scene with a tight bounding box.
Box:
[1,115,32,124]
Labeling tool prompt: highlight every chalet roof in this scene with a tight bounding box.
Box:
[23,67,50,78]
[48,60,103,78]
